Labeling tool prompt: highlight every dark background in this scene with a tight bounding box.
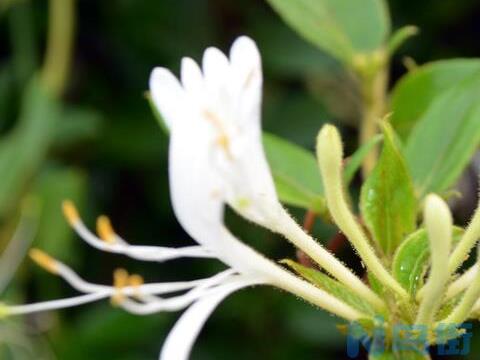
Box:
[1,0,480,359]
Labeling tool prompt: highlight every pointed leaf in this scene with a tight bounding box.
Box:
[391,59,480,138]
[344,134,383,186]
[263,133,326,214]
[404,71,480,196]
[360,124,417,256]
[265,0,390,64]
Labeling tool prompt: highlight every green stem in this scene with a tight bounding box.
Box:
[8,1,37,86]
[357,52,389,178]
[40,0,76,97]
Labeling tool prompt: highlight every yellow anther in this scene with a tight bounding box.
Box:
[29,249,58,274]
[129,274,144,287]
[97,215,116,244]
[62,200,79,226]
[0,303,10,319]
[129,274,144,299]
[111,268,129,306]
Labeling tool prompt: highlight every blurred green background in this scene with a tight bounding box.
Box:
[0,0,480,359]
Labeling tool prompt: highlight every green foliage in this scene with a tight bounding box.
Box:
[282,259,376,316]
[263,133,326,214]
[391,59,480,138]
[360,124,417,256]
[32,167,87,264]
[403,71,480,196]
[0,80,60,217]
[392,227,464,296]
[344,134,383,186]
[265,0,390,64]
[53,107,102,148]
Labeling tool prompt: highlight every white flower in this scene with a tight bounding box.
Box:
[150,36,281,230]
[2,36,372,360]
[149,36,384,311]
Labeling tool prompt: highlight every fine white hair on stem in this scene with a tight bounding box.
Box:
[316,124,408,300]
[445,264,478,300]
[442,246,480,325]
[448,198,480,273]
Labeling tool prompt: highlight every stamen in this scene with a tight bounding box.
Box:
[96,216,116,244]
[62,200,80,226]
[29,249,59,274]
[111,268,129,306]
[203,110,233,158]
[129,274,145,299]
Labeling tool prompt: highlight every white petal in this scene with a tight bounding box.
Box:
[149,67,187,130]
[168,126,224,248]
[229,36,262,129]
[228,142,280,227]
[230,36,261,79]
[181,57,204,97]
[202,47,230,92]
[159,279,259,360]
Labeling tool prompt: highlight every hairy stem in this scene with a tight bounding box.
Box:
[317,125,408,301]
[448,200,480,274]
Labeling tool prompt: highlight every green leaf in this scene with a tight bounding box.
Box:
[0,79,59,217]
[282,259,376,316]
[391,59,480,138]
[404,70,480,196]
[263,133,325,214]
[360,124,417,256]
[32,167,87,265]
[392,227,464,296]
[344,134,383,186]
[53,106,102,148]
[265,0,390,64]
